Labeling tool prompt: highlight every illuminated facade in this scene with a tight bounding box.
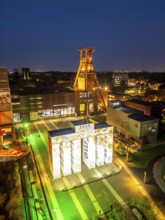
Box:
[106,100,159,146]
[111,72,128,93]
[108,92,130,102]
[13,88,75,122]
[0,67,14,144]
[73,48,107,116]
[22,68,30,80]
[11,48,109,122]
[48,120,113,179]
[125,100,165,121]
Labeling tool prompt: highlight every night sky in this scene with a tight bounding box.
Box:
[0,0,165,72]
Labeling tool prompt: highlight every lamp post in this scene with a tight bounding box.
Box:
[126,144,129,162]
[23,122,29,144]
[126,151,129,162]
[144,171,147,183]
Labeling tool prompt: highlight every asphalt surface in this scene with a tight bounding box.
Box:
[119,153,165,216]
[15,118,165,219]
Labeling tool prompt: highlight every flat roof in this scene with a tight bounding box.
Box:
[94,123,111,129]
[108,100,123,104]
[116,106,143,114]
[48,128,74,137]
[128,113,157,122]
[127,100,165,107]
[108,92,129,96]
[71,119,93,126]
[20,86,73,95]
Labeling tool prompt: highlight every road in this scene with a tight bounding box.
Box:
[16,118,165,220]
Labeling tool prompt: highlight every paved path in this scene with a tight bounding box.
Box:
[116,157,165,220]
[153,156,165,194]
[19,119,165,220]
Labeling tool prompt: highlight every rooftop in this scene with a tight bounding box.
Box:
[128,113,157,122]
[116,106,143,114]
[19,86,73,95]
[94,123,111,129]
[48,128,74,137]
[127,100,165,107]
[70,119,93,126]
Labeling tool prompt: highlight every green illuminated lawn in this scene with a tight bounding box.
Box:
[28,121,118,219]
[26,119,163,220]
[55,191,83,220]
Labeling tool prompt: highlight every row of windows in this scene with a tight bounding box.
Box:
[80,103,94,113]
[38,107,75,117]
[13,107,75,122]
[80,92,92,98]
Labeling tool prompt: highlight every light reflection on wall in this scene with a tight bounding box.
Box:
[48,120,113,179]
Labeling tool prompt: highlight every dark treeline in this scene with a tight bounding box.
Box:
[0,162,23,220]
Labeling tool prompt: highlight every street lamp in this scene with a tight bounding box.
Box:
[23,122,29,143]
[126,151,129,162]
[144,171,147,183]
[23,122,29,131]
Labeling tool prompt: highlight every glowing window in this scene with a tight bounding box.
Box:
[89,103,94,112]
[80,104,85,112]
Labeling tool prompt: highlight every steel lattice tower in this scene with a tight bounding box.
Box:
[73,48,107,117]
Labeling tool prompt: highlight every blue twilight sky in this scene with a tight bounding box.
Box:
[0,0,165,72]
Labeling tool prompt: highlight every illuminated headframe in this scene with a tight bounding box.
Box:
[73,48,107,114]
[73,48,95,91]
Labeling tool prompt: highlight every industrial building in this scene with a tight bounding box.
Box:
[13,86,75,122]
[0,67,15,145]
[11,48,107,122]
[125,100,165,121]
[111,72,128,93]
[106,100,159,146]
[108,92,130,102]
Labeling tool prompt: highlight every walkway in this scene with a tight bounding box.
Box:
[153,156,165,194]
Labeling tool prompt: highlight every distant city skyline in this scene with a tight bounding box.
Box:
[0,0,165,72]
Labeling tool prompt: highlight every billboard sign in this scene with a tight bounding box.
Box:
[0,89,12,112]
[0,68,13,125]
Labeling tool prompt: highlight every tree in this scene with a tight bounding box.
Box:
[0,162,23,219]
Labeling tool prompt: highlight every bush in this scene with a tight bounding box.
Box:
[128,196,157,220]
[115,145,126,156]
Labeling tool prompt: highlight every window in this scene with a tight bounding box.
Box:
[80,104,85,112]
[45,109,53,116]
[89,103,94,112]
